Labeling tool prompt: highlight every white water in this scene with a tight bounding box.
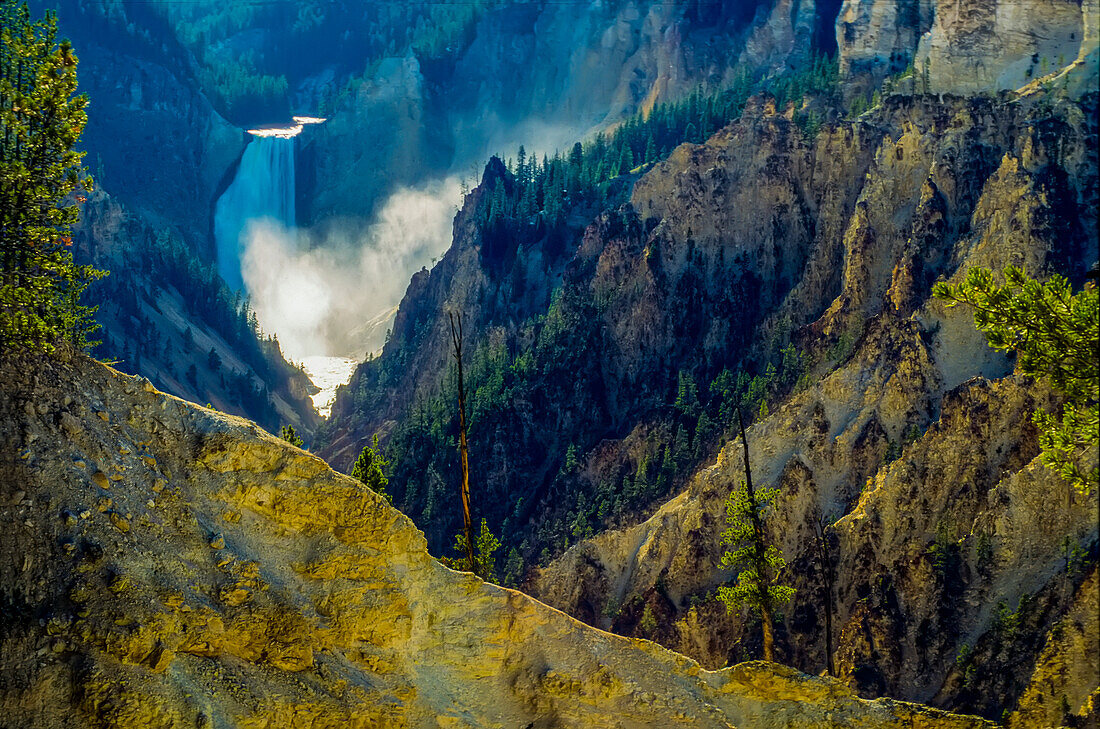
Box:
[211,121,453,414]
[214,136,296,291]
[300,356,359,417]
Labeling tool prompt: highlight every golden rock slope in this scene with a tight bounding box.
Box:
[0,354,995,728]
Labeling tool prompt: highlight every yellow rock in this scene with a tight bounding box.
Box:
[0,355,997,729]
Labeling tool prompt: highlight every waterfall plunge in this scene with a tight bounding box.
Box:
[208,123,458,414]
[214,136,296,292]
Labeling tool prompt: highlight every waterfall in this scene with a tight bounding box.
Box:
[214,136,296,292]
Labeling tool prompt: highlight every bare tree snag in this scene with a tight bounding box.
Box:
[449,311,476,573]
[812,510,837,677]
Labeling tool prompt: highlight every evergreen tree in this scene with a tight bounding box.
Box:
[675,369,701,419]
[515,145,527,187]
[934,266,1098,494]
[280,424,304,448]
[351,434,391,502]
[616,143,633,175]
[1,1,104,351]
[447,518,500,581]
[717,408,794,662]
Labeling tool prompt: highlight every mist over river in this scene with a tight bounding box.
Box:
[213,123,459,401]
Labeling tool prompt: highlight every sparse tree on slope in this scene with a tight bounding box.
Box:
[717,408,795,663]
[280,424,303,448]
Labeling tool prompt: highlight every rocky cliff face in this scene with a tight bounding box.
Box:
[527,87,1099,720]
[837,0,934,81]
[837,0,1098,95]
[71,192,319,435]
[49,0,244,256]
[0,353,998,728]
[915,0,1087,95]
[301,0,843,224]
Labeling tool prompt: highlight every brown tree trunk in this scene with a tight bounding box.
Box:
[449,311,476,574]
[761,612,775,663]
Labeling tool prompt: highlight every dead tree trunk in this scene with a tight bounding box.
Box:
[813,511,837,676]
[448,311,476,573]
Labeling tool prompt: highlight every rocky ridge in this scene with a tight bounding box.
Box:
[527,88,1099,721]
[0,353,997,728]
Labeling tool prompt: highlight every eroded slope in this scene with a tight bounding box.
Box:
[0,353,996,728]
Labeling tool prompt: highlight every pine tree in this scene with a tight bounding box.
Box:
[717,408,795,662]
[448,518,500,581]
[644,132,657,164]
[934,266,1098,494]
[616,143,633,175]
[351,433,391,502]
[280,424,304,448]
[1,1,104,351]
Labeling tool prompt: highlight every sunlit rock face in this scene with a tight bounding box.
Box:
[915,0,1088,94]
[836,0,935,81]
[837,0,1097,93]
[0,354,998,728]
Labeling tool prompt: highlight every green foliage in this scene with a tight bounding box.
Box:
[500,546,524,587]
[342,57,841,568]
[716,480,795,615]
[934,266,1098,494]
[280,424,304,448]
[351,434,391,503]
[475,78,760,235]
[675,369,701,419]
[955,643,976,689]
[1,1,105,351]
[927,522,958,577]
[991,599,1022,640]
[446,518,500,581]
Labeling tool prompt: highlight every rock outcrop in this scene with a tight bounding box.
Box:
[837,0,1098,95]
[0,353,997,728]
[837,0,934,80]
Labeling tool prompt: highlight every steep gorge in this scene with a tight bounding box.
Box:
[319,32,1099,729]
[528,85,1099,720]
[7,0,1098,724]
